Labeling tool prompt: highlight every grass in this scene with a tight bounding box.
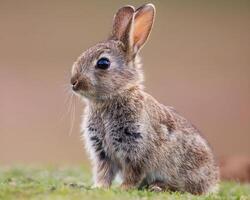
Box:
[0,166,249,200]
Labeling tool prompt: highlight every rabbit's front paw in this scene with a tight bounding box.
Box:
[92,182,110,189]
[120,183,137,190]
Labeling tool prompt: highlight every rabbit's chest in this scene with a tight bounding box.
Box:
[102,112,144,160]
[86,116,142,158]
[85,102,145,161]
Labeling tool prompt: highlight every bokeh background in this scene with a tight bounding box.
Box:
[0,0,249,165]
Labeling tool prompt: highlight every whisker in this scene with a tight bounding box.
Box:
[57,67,78,137]
[68,94,76,136]
[59,84,73,122]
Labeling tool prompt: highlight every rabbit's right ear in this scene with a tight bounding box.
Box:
[112,6,135,48]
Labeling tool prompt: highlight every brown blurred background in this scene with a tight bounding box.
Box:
[0,0,249,165]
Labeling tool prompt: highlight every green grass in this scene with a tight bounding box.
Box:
[0,166,249,200]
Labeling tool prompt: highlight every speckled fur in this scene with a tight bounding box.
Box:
[71,4,219,195]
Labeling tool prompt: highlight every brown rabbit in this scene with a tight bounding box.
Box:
[70,4,219,195]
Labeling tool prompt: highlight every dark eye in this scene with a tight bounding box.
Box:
[96,57,110,70]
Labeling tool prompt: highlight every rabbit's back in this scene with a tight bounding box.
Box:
[142,92,219,194]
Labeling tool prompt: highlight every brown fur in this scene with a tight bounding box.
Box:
[71,4,219,195]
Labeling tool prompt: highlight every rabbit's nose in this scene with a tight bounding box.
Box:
[70,77,80,91]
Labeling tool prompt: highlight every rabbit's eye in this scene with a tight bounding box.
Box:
[96,57,110,70]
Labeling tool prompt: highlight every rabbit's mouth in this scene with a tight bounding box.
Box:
[71,82,96,100]
[70,74,91,93]
[71,86,93,99]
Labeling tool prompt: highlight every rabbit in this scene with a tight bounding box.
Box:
[70,3,219,195]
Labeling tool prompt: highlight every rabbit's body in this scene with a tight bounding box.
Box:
[71,4,219,194]
[82,85,219,194]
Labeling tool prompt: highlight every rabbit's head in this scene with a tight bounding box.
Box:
[71,4,155,100]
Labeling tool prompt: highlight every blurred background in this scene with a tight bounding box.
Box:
[0,0,249,166]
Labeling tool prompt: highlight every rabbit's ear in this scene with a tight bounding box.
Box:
[112,6,135,46]
[132,4,155,53]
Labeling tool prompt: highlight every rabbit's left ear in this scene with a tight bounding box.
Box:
[112,5,135,47]
[131,4,155,53]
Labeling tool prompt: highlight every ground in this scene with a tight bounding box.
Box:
[0,166,249,200]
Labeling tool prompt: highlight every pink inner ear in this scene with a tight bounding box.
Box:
[133,8,154,49]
